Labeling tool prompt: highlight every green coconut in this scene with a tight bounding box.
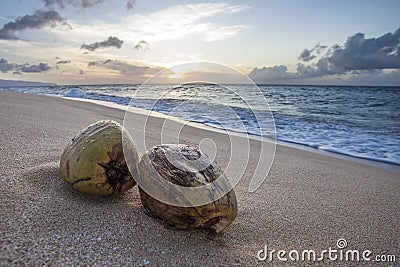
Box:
[138,144,237,233]
[60,120,139,195]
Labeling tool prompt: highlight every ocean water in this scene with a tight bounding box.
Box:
[2,84,399,165]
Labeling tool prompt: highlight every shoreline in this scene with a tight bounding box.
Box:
[1,90,399,266]
[64,95,400,173]
[2,86,398,170]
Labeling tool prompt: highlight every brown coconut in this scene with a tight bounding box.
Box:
[138,144,237,233]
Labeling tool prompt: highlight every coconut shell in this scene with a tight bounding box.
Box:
[138,144,237,233]
[60,120,139,195]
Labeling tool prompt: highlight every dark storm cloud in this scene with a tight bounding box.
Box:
[56,60,71,64]
[250,28,400,83]
[0,10,67,40]
[0,58,51,73]
[43,0,104,9]
[134,40,149,50]
[81,36,124,51]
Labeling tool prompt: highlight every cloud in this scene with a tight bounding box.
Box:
[340,69,400,86]
[249,65,400,85]
[87,58,163,77]
[249,65,297,82]
[250,28,400,84]
[298,44,327,62]
[329,30,399,70]
[0,58,16,73]
[81,36,124,51]
[44,0,134,11]
[0,10,68,40]
[134,40,149,50]
[43,2,248,49]
[130,3,249,42]
[20,63,51,73]
[102,60,150,74]
[43,0,104,9]
[0,58,51,73]
[126,0,135,10]
[68,2,248,43]
[56,60,71,64]
[87,59,112,66]
[298,49,314,62]
[297,28,400,76]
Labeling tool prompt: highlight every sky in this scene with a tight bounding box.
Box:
[0,0,399,85]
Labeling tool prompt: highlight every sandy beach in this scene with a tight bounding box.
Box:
[0,90,399,266]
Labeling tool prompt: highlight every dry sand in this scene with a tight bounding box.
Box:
[0,90,399,266]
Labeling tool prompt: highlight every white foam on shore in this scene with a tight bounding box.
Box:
[3,86,399,168]
[63,96,400,173]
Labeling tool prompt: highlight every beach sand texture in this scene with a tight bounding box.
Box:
[0,90,399,266]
